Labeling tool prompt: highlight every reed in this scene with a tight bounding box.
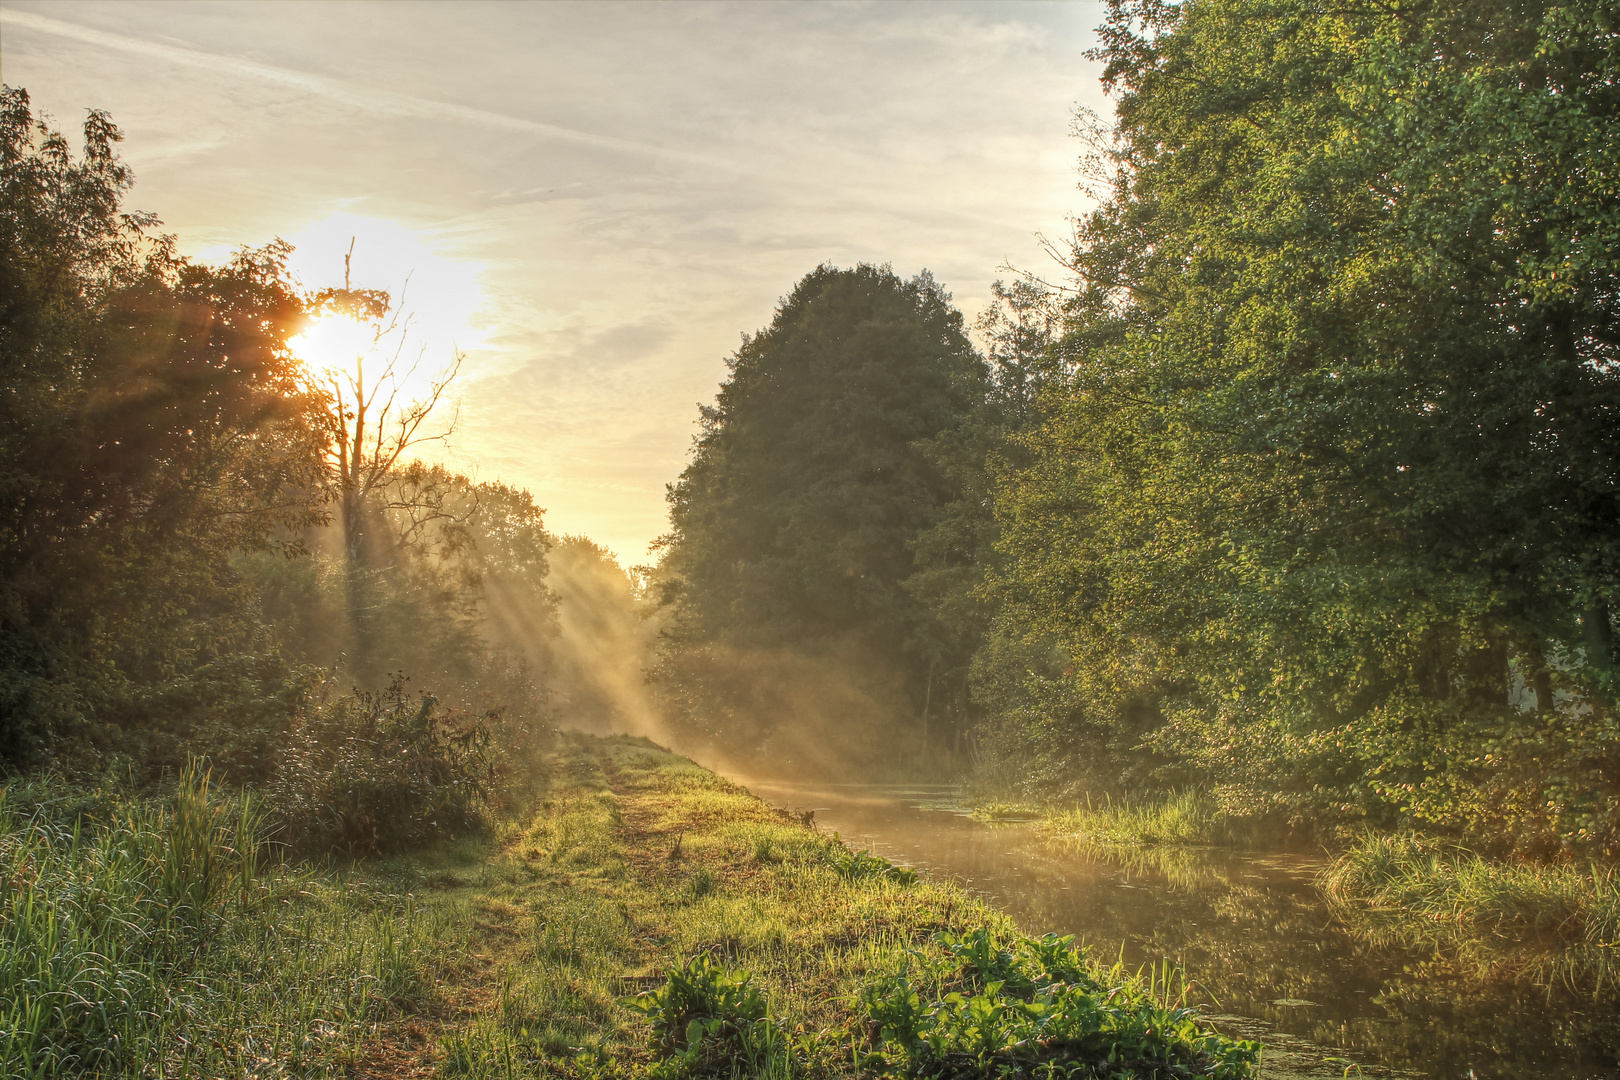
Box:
[1322,833,1620,984]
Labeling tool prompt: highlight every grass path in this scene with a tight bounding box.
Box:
[3,733,1260,1078]
[390,733,999,1077]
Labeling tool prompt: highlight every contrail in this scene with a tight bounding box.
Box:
[0,7,711,169]
[1,6,1048,237]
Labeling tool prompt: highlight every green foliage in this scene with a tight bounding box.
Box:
[655,264,987,772]
[976,0,1620,855]
[860,928,1258,1079]
[623,954,796,1079]
[269,675,497,855]
[0,86,325,770]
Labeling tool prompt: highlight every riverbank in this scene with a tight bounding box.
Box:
[1,735,1260,1078]
[1003,792,1620,989]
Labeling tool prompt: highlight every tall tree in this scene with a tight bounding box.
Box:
[301,250,463,567]
[0,88,325,767]
[982,0,1620,852]
[657,264,985,770]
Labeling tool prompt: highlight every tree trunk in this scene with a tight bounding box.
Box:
[920,657,935,758]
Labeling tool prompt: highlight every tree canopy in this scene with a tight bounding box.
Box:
[657,264,986,768]
[979,0,1620,854]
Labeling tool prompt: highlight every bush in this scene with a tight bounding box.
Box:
[268,675,496,855]
[860,928,1259,1079]
[624,954,792,1078]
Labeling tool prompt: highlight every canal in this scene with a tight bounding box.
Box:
[741,779,1620,1080]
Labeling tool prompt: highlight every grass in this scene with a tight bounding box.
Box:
[2,736,1263,1078]
[1041,791,1230,847]
[0,763,448,1078]
[1321,833,1620,987]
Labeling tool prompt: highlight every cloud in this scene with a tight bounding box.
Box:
[0,6,714,167]
[2,0,1108,560]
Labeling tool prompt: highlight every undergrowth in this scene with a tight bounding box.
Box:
[0,762,444,1079]
[3,736,1265,1079]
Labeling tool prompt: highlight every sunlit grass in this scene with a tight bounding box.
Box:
[1322,833,1620,987]
[0,768,451,1079]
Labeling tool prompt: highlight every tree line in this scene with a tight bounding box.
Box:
[651,0,1620,858]
[0,86,652,850]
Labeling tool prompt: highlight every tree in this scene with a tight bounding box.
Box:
[980,0,1620,853]
[656,264,985,771]
[0,87,325,767]
[300,243,463,566]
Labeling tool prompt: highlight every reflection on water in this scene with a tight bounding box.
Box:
[742,780,1620,1080]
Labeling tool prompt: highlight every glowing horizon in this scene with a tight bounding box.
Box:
[0,0,1110,562]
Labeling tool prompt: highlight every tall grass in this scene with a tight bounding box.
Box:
[1322,834,1620,986]
[1042,790,1232,846]
[0,765,440,1078]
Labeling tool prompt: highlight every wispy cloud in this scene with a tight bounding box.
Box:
[0,7,710,167]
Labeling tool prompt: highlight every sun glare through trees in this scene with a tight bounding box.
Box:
[4,2,1619,1077]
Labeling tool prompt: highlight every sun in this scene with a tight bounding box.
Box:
[290,311,378,383]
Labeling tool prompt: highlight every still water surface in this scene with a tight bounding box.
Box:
[741,780,1619,1080]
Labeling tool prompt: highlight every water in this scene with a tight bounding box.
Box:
[741,780,1620,1080]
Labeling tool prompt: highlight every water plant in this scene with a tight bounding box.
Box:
[1322,833,1620,985]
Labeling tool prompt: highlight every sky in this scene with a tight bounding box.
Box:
[0,0,1110,563]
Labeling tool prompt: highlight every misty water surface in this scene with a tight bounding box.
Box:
[742,780,1620,1080]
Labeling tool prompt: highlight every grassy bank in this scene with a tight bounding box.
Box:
[1000,789,1620,988]
[3,735,1261,1079]
[1321,834,1620,985]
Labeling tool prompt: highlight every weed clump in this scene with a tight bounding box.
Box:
[860,928,1259,1079]
[625,954,793,1077]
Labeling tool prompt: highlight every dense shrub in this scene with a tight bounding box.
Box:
[268,675,497,855]
[860,928,1259,1079]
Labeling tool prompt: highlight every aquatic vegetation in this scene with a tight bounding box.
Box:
[1041,791,1233,848]
[1322,833,1620,985]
